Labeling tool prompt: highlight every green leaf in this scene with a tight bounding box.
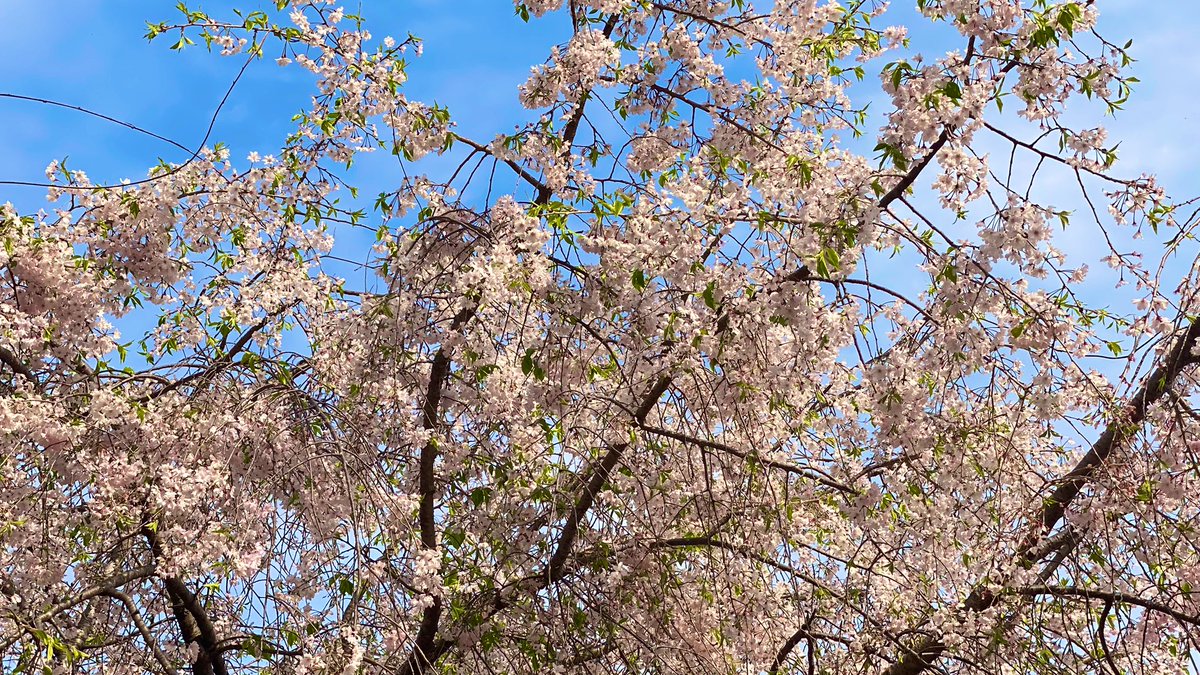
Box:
[631,269,648,292]
[1135,479,1154,503]
[469,486,492,507]
[874,141,909,170]
[815,247,840,277]
[702,281,718,310]
[521,349,545,380]
[940,80,962,103]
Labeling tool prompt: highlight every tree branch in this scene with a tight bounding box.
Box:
[1011,585,1200,629]
[883,317,1200,675]
[546,376,672,582]
[142,525,229,675]
[0,345,37,386]
[401,305,476,675]
[638,422,856,494]
[877,130,949,210]
[103,588,180,675]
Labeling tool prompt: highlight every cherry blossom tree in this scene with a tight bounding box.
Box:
[2,0,1198,673]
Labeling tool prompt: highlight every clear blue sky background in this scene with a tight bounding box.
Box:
[0,0,1197,310]
[0,1,573,207]
[1,1,1194,198]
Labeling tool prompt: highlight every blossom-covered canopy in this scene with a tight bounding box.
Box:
[2,1,1196,674]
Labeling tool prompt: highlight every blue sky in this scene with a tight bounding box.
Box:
[0,0,1197,313]
[0,1,1193,203]
[0,1,570,203]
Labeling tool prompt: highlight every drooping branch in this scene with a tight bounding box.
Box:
[1011,585,1200,629]
[452,134,550,197]
[141,304,294,403]
[546,376,672,583]
[637,422,857,494]
[0,2,1168,674]
[103,589,180,675]
[396,17,621,667]
[883,317,1200,675]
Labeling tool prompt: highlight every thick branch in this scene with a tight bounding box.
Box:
[142,525,228,675]
[769,620,814,675]
[0,345,37,386]
[103,589,180,675]
[877,130,949,210]
[546,376,672,582]
[404,306,476,675]
[883,317,1200,675]
[1022,319,1200,556]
